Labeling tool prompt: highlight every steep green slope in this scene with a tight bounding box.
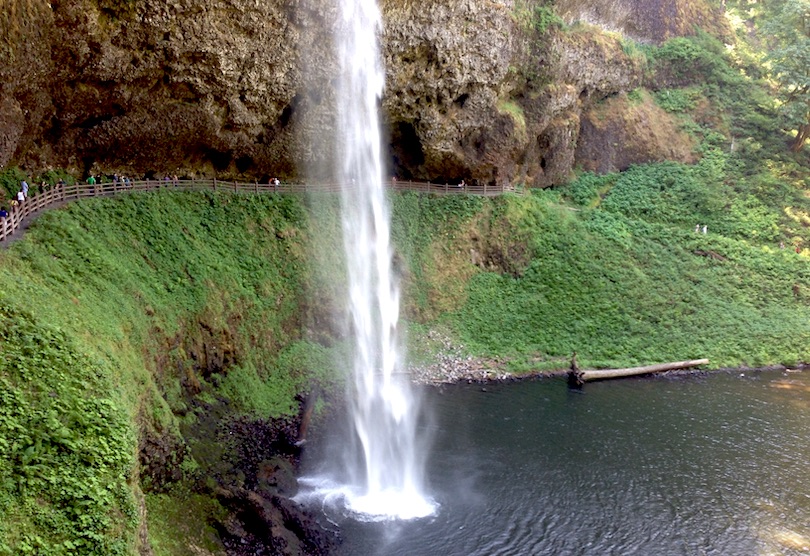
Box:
[0,191,341,554]
[0,179,809,553]
[391,187,810,374]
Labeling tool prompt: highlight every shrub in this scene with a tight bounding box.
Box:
[564,172,613,208]
[650,33,738,87]
[600,162,726,227]
[38,169,76,187]
[0,167,27,202]
[532,6,564,34]
[654,88,702,113]
[721,195,780,241]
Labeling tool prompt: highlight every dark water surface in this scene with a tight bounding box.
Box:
[300,371,810,555]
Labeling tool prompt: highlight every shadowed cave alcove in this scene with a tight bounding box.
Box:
[389,121,425,180]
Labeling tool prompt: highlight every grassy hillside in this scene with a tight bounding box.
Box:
[0,191,343,554]
[392,185,810,374]
[0,174,808,553]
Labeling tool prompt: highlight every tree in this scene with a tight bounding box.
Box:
[763,0,810,151]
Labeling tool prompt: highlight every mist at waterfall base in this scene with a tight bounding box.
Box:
[292,0,436,523]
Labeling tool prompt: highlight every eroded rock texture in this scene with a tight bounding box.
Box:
[0,0,725,185]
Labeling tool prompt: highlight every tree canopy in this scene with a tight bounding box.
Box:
[763,0,810,151]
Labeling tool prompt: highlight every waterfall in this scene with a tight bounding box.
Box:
[294,0,435,522]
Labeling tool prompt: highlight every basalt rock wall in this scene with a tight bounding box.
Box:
[0,0,726,186]
[555,0,731,45]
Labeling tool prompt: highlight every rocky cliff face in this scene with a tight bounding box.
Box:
[0,0,725,186]
[555,0,730,45]
[576,90,698,174]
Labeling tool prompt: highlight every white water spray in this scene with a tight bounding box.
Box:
[295,0,435,522]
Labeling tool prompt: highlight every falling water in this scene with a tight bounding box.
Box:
[295,0,435,522]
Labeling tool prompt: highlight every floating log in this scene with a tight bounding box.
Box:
[569,359,709,386]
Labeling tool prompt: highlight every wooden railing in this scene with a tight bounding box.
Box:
[0,178,520,242]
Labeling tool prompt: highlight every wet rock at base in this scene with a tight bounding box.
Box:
[216,485,339,556]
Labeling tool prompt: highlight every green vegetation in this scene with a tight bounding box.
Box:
[38,169,77,187]
[0,160,808,552]
[0,306,136,555]
[618,36,644,59]
[0,1,808,553]
[513,1,565,34]
[0,167,26,204]
[530,5,565,34]
[146,488,226,556]
[653,87,702,113]
[443,189,810,371]
[760,0,810,151]
[0,191,344,554]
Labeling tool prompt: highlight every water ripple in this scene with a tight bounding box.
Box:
[296,371,810,556]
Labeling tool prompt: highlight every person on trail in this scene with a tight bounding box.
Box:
[16,190,25,204]
[0,208,8,218]
[87,175,96,185]
[21,180,28,197]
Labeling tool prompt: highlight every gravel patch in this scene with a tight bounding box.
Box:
[407,329,512,385]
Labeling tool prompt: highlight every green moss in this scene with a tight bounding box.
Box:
[496,100,527,140]
[145,489,226,556]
